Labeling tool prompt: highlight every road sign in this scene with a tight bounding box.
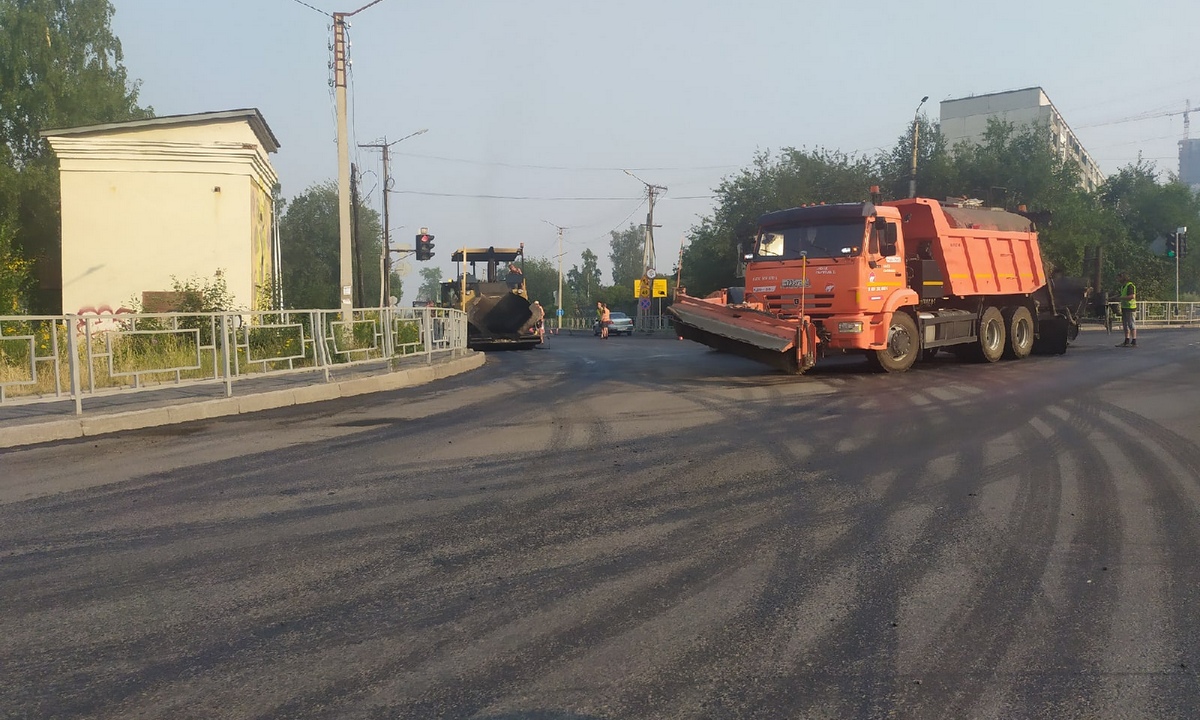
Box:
[639,277,651,298]
[646,268,657,279]
[652,278,668,297]
[556,308,564,317]
[639,298,651,310]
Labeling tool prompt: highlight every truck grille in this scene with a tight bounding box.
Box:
[765,294,834,318]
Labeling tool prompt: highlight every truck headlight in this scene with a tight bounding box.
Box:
[838,321,864,333]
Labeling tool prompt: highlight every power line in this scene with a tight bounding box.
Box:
[392,151,740,173]
[1075,106,1189,130]
[390,190,644,200]
[287,0,331,16]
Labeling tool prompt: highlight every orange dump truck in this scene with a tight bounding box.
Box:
[669,195,1081,374]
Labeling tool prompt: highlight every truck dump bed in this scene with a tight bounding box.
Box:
[887,198,1046,298]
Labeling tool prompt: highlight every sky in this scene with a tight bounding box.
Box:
[110,0,1200,305]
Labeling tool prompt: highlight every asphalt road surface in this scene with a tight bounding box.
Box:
[3,328,1200,719]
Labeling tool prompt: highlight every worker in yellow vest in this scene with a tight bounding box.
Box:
[1116,271,1137,347]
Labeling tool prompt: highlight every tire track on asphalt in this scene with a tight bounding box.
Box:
[1058,397,1200,715]
[716,376,1093,717]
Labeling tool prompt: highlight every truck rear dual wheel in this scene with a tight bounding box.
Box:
[1002,306,1034,360]
[977,306,1006,363]
[868,312,919,373]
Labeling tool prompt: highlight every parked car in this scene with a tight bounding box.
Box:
[594,311,635,336]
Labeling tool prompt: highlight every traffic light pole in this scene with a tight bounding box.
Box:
[1174,226,1187,304]
[361,129,428,309]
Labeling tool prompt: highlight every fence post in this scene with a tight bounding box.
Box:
[383,305,393,359]
[317,311,331,382]
[67,315,82,416]
[423,309,433,363]
[221,314,232,398]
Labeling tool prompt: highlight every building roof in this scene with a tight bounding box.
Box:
[40,108,280,153]
[941,86,1045,104]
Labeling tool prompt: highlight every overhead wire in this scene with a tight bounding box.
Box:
[393,151,740,172]
[287,0,331,17]
[389,190,644,201]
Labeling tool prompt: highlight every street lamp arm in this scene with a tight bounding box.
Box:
[388,128,429,147]
[908,95,930,199]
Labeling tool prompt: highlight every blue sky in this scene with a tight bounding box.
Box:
[111,0,1200,303]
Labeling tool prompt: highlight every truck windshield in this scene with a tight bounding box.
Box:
[755,221,866,260]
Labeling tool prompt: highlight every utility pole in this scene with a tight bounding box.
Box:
[332,0,387,319]
[543,220,569,332]
[360,128,429,308]
[624,170,666,329]
[909,95,929,199]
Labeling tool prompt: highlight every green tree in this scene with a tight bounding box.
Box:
[279,181,382,309]
[565,248,602,315]
[0,0,151,312]
[876,114,953,201]
[608,224,643,288]
[416,266,443,303]
[520,255,558,308]
[1096,161,1200,298]
[681,148,876,295]
[0,220,33,313]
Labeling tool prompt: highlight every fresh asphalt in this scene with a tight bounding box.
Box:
[2,327,1199,718]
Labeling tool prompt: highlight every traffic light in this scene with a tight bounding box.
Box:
[415,233,435,261]
[1180,231,1188,258]
[1166,233,1176,258]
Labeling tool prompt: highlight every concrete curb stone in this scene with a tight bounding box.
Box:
[0,353,484,450]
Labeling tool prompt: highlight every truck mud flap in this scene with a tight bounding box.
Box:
[1032,315,1071,355]
[669,301,811,375]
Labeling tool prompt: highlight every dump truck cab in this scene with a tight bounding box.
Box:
[744,202,915,353]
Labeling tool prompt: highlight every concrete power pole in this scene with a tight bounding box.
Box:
[332,1,387,319]
[333,13,353,317]
[543,220,568,332]
[361,129,427,309]
[624,171,666,329]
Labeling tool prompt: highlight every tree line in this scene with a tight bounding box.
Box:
[3,1,1197,316]
[681,119,1200,302]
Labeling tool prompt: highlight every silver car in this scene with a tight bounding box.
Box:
[594,311,635,336]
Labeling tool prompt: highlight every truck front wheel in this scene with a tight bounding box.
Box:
[868,312,919,373]
[977,306,1006,363]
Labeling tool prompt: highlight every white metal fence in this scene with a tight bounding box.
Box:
[555,314,675,333]
[1089,301,1200,330]
[0,307,468,414]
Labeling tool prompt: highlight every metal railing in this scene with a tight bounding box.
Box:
[0,307,468,413]
[1091,301,1200,329]
[555,314,676,333]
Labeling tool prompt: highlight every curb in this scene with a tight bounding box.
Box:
[0,353,485,450]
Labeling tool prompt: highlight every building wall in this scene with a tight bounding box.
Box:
[47,117,278,315]
[940,87,1104,193]
[59,170,254,315]
[1180,138,1200,192]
